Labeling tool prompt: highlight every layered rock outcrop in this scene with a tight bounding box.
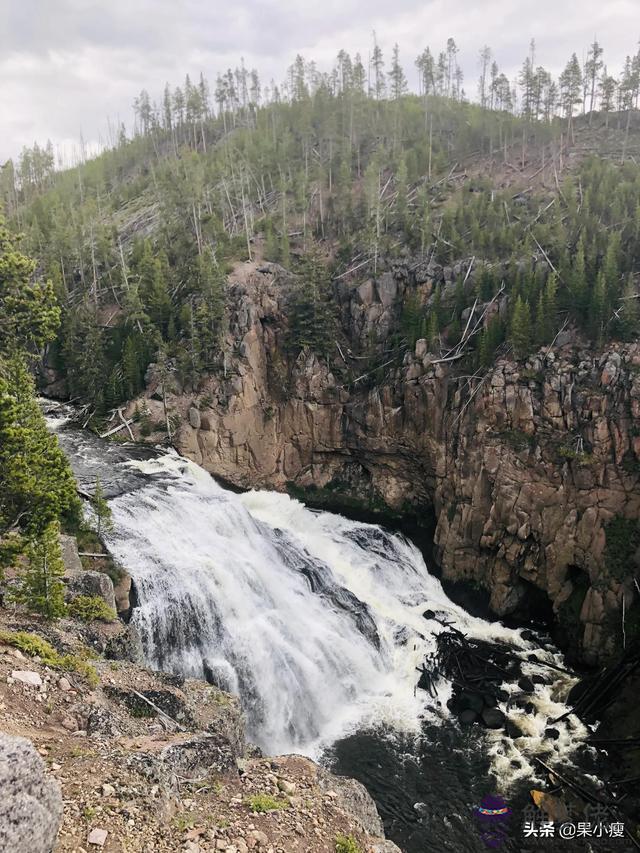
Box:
[130,261,640,664]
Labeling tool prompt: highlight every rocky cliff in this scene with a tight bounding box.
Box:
[127,259,640,665]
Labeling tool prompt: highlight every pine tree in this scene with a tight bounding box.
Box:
[91,476,113,538]
[569,239,588,326]
[590,270,606,344]
[288,245,336,354]
[0,217,60,357]
[388,44,408,99]
[0,357,80,548]
[122,334,145,398]
[542,272,558,342]
[479,316,505,367]
[618,275,639,341]
[510,295,531,358]
[15,521,67,620]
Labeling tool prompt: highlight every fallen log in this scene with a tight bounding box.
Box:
[99,417,134,439]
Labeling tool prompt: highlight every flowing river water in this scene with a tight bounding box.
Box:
[48,411,608,853]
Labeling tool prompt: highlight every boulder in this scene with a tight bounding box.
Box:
[460,692,484,714]
[11,670,43,688]
[159,732,239,778]
[0,733,63,853]
[482,707,506,729]
[505,718,526,739]
[104,624,144,664]
[188,407,201,429]
[66,571,116,612]
[459,709,477,725]
[113,572,133,618]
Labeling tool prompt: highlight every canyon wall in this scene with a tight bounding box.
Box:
[130,261,640,664]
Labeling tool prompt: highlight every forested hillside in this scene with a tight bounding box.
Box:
[3,36,640,424]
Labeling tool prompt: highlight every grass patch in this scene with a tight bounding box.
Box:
[0,630,99,687]
[498,429,535,452]
[244,793,289,813]
[68,595,117,623]
[557,446,596,465]
[172,813,195,832]
[335,834,362,853]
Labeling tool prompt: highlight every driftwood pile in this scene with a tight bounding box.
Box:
[417,620,558,737]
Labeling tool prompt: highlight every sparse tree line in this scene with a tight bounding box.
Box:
[0,32,639,429]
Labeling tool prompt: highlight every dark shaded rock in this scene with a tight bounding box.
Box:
[104,624,144,664]
[0,733,62,853]
[506,719,526,739]
[422,610,435,621]
[460,692,484,714]
[459,710,478,725]
[518,676,535,693]
[545,727,560,740]
[482,707,506,729]
[531,674,547,685]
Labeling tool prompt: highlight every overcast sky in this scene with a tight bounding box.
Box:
[1,0,638,162]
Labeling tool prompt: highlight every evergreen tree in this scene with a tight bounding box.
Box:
[0,218,60,357]
[569,239,588,325]
[0,358,80,567]
[15,521,67,619]
[542,272,558,342]
[288,245,336,354]
[618,275,639,340]
[479,316,505,367]
[590,270,606,344]
[388,44,408,99]
[91,476,113,537]
[510,295,531,358]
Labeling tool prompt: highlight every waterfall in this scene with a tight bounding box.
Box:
[50,420,585,776]
[98,450,522,755]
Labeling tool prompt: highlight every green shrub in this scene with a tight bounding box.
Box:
[335,834,362,853]
[244,794,289,813]
[0,630,99,686]
[557,446,596,465]
[68,595,117,622]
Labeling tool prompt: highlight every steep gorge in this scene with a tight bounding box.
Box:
[125,258,640,666]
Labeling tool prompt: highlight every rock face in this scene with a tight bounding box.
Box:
[0,733,63,853]
[66,570,117,612]
[130,261,640,664]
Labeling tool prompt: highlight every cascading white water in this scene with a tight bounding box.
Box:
[48,415,586,780]
[101,449,546,757]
